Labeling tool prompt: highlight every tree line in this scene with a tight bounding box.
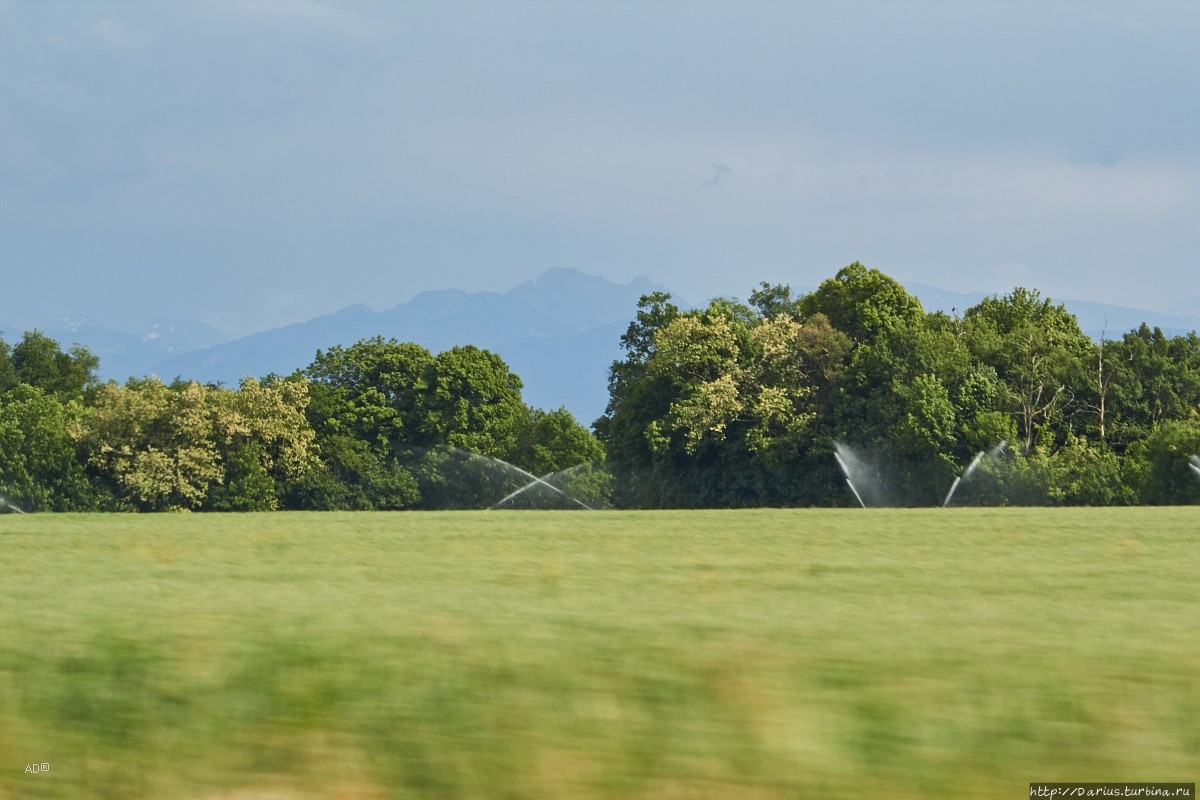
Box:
[2,262,1199,511]
[595,263,1200,507]
[0,334,602,511]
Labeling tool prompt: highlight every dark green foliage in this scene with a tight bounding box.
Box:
[294,337,603,510]
[203,442,280,512]
[0,384,95,511]
[8,330,99,400]
[1127,419,1200,505]
[509,407,605,476]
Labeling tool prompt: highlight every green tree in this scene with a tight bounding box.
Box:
[202,377,318,511]
[419,345,526,458]
[1102,326,1200,453]
[509,407,605,476]
[748,282,804,319]
[0,385,94,511]
[600,295,841,507]
[8,331,99,400]
[799,262,925,343]
[829,316,969,504]
[595,292,684,505]
[299,338,531,509]
[0,336,16,394]
[1041,434,1131,506]
[963,289,1092,451]
[298,339,436,509]
[305,337,435,450]
[1126,417,1200,505]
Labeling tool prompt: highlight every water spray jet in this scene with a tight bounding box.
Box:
[943,451,984,508]
[942,440,1008,508]
[832,448,867,509]
[445,450,594,510]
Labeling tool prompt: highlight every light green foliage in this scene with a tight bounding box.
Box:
[649,311,744,453]
[955,366,1018,452]
[599,286,851,506]
[79,379,222,510]
[894,373,957,459]
[76,377,316,511]
[2,509,1198,798]
[649,304,823,455]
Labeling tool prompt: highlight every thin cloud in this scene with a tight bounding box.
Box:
[698,163,733,190]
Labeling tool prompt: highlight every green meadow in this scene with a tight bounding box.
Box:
[1,509,1197,799]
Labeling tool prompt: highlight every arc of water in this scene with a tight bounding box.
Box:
[1189,454,1200,480]
[492,471,593,510]
[941,477,963,509]
[472,456,593,510]
[943,451,985,508]
[492,472,554,508]
[833,451,867,509]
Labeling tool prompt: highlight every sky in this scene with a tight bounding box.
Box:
[2,1,1199,338]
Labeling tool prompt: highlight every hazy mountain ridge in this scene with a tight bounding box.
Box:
[150,269,669,425]
[6,270,1199,427]
[0,316,228,383]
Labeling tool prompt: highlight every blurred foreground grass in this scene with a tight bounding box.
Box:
[1,508,1197,798]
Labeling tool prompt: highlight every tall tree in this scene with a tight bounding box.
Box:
[296,339,436,509]
[419,345,526,458]
[1102,326,1200,452]
[599,294,848,507]
[799,262,924,343]
[8,331,99,400]
[963,289,1092,451]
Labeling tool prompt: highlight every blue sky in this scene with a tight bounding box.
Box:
[2,1,1198,337]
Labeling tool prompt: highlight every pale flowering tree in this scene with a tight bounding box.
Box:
[76,377,316,511]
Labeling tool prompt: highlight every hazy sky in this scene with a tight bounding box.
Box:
[3,1,1198,337]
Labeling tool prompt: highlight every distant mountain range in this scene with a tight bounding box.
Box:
[147,268,667,425]
[4,269,1199,427]
[4,268,666,426]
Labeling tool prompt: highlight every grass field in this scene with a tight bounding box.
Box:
[1,508,1197,799]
